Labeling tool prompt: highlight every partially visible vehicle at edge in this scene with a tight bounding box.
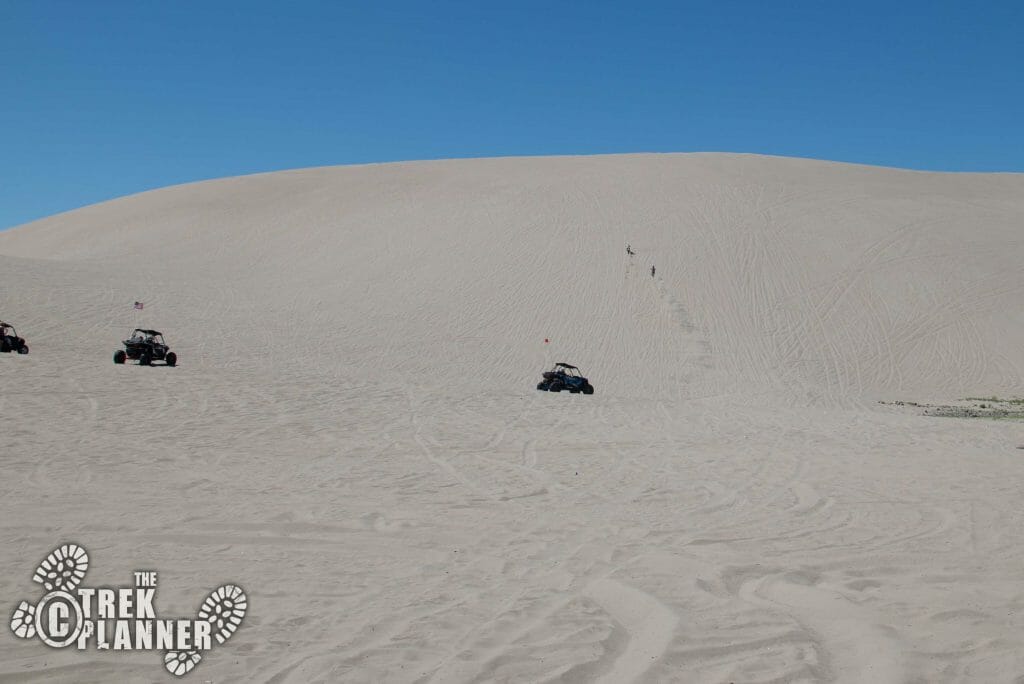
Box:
[0,321,29,354]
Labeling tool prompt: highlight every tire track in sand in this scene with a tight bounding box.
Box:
[739,573,905,683]
[584,578,678,684]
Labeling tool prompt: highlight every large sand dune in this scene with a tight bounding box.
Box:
[1,154,1023,682]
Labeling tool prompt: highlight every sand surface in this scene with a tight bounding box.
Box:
[1,153,1023,682]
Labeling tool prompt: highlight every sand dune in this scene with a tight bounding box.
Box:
[1,154,1023,682]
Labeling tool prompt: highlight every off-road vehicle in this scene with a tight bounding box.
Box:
[114,329,176,366]
[0,321,28,354]
[536,363,594,394]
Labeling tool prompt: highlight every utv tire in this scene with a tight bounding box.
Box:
[0,339,9,353]
[165,351,177,367]
[17,345,28,355]
[114,350,126,364]
[582,384,594,395]
[549,381,564,393]
[140,353,152,366]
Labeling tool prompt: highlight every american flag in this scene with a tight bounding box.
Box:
[133,301,144,310]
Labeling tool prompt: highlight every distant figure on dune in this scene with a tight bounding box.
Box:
[626,244,634,256]
[651,265,656,277]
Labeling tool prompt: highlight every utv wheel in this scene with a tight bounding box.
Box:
[549,381,564,392]
[140,353,152,366]
[0,339,9,353]
[17,345,28,355]
[165,351,177,367]
[113,350,126,364]
[582,384,594,395]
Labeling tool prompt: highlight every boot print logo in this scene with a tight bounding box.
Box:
[9,543,247,677]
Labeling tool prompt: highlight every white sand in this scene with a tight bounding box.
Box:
[0,153,1023,682]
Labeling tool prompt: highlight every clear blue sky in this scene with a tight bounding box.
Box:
[2,0,1022,230]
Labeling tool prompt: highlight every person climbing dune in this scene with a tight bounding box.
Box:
[651,265,656,277]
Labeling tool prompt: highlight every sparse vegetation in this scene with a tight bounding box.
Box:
[964,397,1024,405]
[881,398,1024,420]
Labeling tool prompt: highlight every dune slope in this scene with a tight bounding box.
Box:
[1,154,1023,683]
